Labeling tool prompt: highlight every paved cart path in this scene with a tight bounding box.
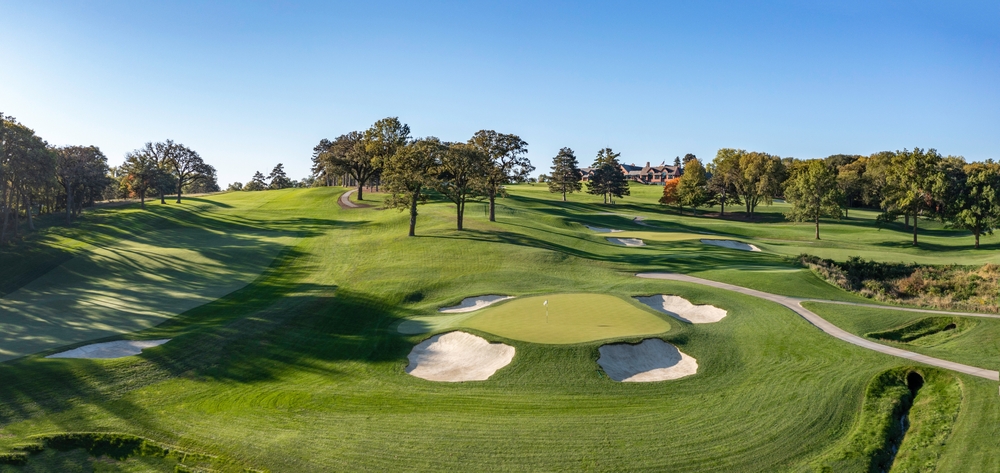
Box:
[338,189,363,209]
[636,272,1000,381]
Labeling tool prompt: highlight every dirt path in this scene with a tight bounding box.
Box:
[338,189,368,209]
[636,272,1000,381]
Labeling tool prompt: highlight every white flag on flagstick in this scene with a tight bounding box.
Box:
[543,300,548,306]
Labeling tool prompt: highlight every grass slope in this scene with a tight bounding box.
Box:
[0,185,996,472]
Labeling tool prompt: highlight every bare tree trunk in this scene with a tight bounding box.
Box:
[140,189,146,210]
[720,190,726,216]
[24,194,34,231]
[159,188,165,204]
[457,199,465,230]
[975,230,980,249]
[176,178,183,203]
[356,180,364,200]
[562,189,566,202]
[904,213,909,229]
[912,211,918,246]
[65,181,73,224]
[408,191,418,237]
[815,215,820,240]
[488,189,496,222]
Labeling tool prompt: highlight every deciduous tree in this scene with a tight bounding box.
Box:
[879,148,943,246]
[949,161,1000,249]
[382,138,443,236]
[469,130,532,221]
[169,144,210,201]
[677,157,709,214]
[435,143,488,230]
[784,160,843,239]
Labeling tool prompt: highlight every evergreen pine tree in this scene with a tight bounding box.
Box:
[547,148,582,201]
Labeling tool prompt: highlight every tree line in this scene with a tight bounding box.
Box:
[658,147,1000,247]
[311,117,534,236]
[547,147,630,204]
[0,113,218,244]
[227,163,299,192]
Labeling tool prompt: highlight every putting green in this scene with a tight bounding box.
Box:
[607,230,704,242]
[461,293,671,344]
[0,227,294,361]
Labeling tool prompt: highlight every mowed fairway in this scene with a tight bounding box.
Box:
[462,293,672,343]
[0,186,997,472]
[0,227,293,361]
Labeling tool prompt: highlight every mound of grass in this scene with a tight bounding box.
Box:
[867,317,976,347]
[0,227,294,361]
[461,293,672,343]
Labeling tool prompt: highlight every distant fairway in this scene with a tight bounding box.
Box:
[462,294,672,343]
[0,226,293,361]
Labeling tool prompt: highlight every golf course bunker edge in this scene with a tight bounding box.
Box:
[439,295,514,313]
[608,237,645,247]
[585,224,623,233]
[406,331,515,382]
[700,239,761,252]
[635,295,727,324]
[46,339,171,359]
[598,339,698,382]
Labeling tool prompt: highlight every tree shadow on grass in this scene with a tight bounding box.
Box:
[0,246,414,427]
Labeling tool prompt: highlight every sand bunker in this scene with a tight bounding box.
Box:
[633,216,651,227]
[635,295,727,324]
[439,295,514,313]
[701,239,761,252]
[608,237,645,247]
[406,331,515,382]
[597,339,698,382]
[585,225,623,233]
[46,339,170,359]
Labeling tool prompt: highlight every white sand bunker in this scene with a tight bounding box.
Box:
[598,339,698,382]
[406,331,515,382]
[608,237,645,247]
[439,295,513,313]
[701,239,761,252]
[635,295,727,324]
[46,339,170,359]
[585,225,623,233]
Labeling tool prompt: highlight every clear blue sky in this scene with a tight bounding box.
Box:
[2,1,997,185]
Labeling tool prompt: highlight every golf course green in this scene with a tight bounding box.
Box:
[462,293,672,344]
[0,184,997,472]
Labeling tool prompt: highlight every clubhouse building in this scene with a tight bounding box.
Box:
[581,162,681,185]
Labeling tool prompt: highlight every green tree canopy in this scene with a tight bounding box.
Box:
[784,159,843,239]
[383,137,444,236]
[469,130,532,222]
[676,157,709,214]
[547,147,582,201]
[436,142,488,230]
[587,148,629,204]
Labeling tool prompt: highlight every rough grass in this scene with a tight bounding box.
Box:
[0,185,996,471]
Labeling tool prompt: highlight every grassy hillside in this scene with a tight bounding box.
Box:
[0,185,996,472]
